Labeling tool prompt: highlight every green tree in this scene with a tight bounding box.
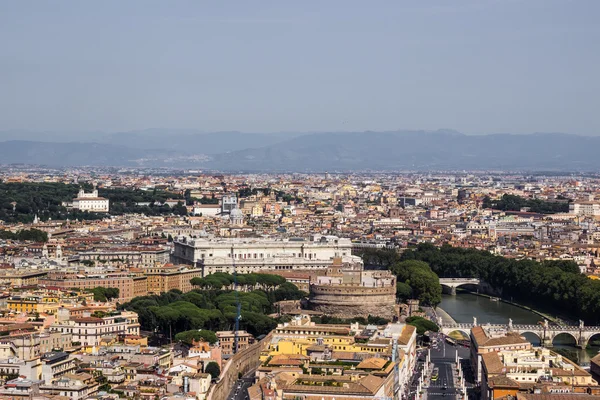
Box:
[89,287,120,302]
[205,362,221,380]
[406,316,439,335]
[391,260,441,306]
[396,282,413,302]
[174,330,218,345]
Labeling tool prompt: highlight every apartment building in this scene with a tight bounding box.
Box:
[471,325,533,383]
[40,274,148,302]
[481,347,599,399]
[50,311,140,347]
[570,201,600,217]
[7,295,60,315]
[252,315,416,399]
[0,271,48,287]
[78,246,169,265]
[216,331,254,356]
[143,264,203,294]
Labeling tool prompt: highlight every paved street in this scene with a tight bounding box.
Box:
[408,332,475,399]
[226,376,254,400]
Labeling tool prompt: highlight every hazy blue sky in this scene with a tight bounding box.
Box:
[1,1,599,135]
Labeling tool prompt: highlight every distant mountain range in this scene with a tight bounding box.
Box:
[0,129,598,171]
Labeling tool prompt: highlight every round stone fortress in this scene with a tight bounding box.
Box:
[308,258,397,319]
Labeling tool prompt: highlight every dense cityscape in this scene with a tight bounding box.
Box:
[0,168,599,399]
[2,1,598,399]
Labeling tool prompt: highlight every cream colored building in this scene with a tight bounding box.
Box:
[172,235,356,276]
[71,188,109,212]
[50,311,140,348]
[481,347,598,400]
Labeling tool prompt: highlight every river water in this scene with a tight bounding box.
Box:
[439,292,600,364]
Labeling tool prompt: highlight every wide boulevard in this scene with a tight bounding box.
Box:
[410,332,475,399]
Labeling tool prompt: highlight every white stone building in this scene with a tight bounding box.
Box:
[71,188,109,212]
[50,311,140,347]
[172,235,357,276]
[570,201,600,217]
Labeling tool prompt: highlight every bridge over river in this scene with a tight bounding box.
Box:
[439,278,480,295]
[440,318,600,349]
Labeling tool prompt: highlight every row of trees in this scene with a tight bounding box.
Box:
[0,228,48,242]
[183,189,219,206]
[191,273,307,304]
[0,182,188,223]
[401,243,600,324]
[190,272,287,290]
[121,290,276,337]
[483,194,569,214]
[121,275,306,338]
[88,287,120,302]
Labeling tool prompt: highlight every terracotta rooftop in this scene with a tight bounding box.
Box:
[481,351,505,374]
[471,326,530,347]
[356,357,387,370]
[488,375,519,388]
[397,324,416,345]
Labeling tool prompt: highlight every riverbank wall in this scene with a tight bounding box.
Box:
[462,285,563,325]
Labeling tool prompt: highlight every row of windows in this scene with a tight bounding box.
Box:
[226,252,324,260]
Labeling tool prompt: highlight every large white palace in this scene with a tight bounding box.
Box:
[171,235,358,276]
[71,188,110,212]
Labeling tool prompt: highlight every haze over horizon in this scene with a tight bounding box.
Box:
[1,1,599,136]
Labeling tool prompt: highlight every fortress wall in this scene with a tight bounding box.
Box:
[309,284,396,319]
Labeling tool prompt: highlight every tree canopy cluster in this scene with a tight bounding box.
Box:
[0,182,89,223]
[406,316,439,335]
[0,228,48,242]
[310,315,390,326]
[174,329,218,345]
[390,260,442,306]
[89,287,120,302]
[98,187,187,216]
[184,189,219,206]
[0,182,187,223]
[401,243,600,324]
[121,279,305,338]
[483,194,569,214]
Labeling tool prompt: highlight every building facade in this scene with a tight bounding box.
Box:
[143,264,204,294]
[172,235,356,276]
[50,311,140,348]
[71,189,109,212]
[40,275,148,302]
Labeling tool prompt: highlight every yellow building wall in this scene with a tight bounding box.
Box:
[260,336,391,362]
